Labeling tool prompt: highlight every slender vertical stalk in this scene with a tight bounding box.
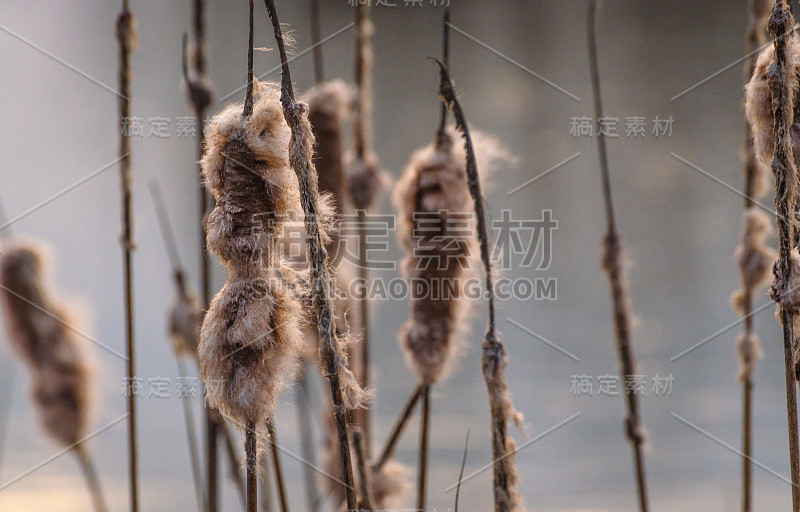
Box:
[266,419,290,512]
[297,373,319,512]
[372,384,423,472]
[220,425,247,510]
[259,448,274,512]
[177,357,207,512]
[435,8,450,145]
[353,430,375,512]
[115,3,138,511]
[587,3,649,511]
[246,421,258,512]
[353,2,375,453]
[433,58,525,512]
[767,3,800,511]
[182,0,217,508]
[75,445,109,512]
[416,385,431,512]
[739,3,769,511]
[310,0,324,84]
[263,2,361,510]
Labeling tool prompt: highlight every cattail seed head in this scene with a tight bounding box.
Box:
[732,208,777,314]
[199,81,306,427]
[393,128,509,385]
[737,332,763,383]
[0,240,94,447]
[746,38,800,169]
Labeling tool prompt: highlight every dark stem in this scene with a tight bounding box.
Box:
[431,58,495,335]
[310,0,324,84]
[116,5,138,512]
[740,2,768,508]
[357,208,371,453]
[266,419,290,512]
[436,8,451,143]
[372,384,423,472]
[454,429,470,512]
[206,408,220,512]
[587,2,649,511]
[192,0,206,76]
[220,424,248,510]
[246,421,258,512]
[769,5,800,511]
[75,446,109,512]
[176,357,207,512]
[416,385,431,512]
[263,2,358,510]
[297,369,320,512]
[743,377,753,512]
[352,430,375,512]
[353,3,371,159]
[243,0,255,118]
[148,180,183,271]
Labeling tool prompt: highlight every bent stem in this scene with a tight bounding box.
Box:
[587,2,649,511]
[372,384,423,472]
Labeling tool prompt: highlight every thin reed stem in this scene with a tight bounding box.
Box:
[297,370,320,512]
[416,385,431,512]
[436,8,450,144]
[266,419,289,512]
[310,0,324,84]
[454,429,470,512]
[246,421,258,512]
[182,0,218,507]
[263,2,360,510]
[433,57,524,512]
[116,4,138,511]
[587,2,649,511]
[373,384,423,472]
[260,447,273,512]
[75,445,109,512]
[767,3,800,511]
[177,357,207,512]
[353,2,375,452]
[739,3,769,511]
[220,425,247,510]
[353,430,375,512]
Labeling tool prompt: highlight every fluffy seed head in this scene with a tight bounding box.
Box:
[745,38,800,169]
[393,128,510,384]
[0,240,94,447]
[199,82,306,427]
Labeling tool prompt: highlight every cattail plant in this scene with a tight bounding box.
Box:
[199,2,308,510]
[745,2,800,510]
[263,2,369,511]
[179,0,220,507]
[587,2,649,511]
[0,241,107,512]
[433,59,526,512]
[347,2,385,452]
[732,4,774,504]
[115,2,139,510]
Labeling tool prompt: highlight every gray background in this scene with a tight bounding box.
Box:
[0,0,791,511]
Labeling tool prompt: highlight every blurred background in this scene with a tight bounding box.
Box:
[0,0,793,510]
